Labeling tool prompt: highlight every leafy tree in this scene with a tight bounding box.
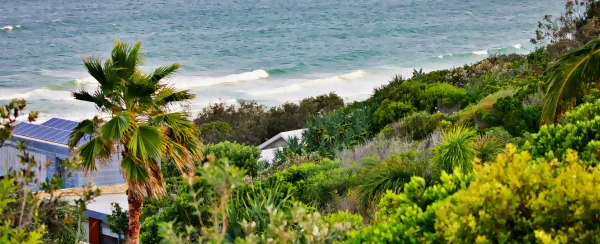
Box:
[107,202,129,243]
[69,40,202,243]
[195,100,269,145]
[201,142,261,177]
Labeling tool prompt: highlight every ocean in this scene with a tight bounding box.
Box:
[0,0,564,121]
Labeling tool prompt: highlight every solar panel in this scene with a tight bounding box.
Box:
[41,118,80,131]
[12,118,89,146]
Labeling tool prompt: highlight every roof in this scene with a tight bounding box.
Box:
[258,129,305,150]
[12,118,87,146]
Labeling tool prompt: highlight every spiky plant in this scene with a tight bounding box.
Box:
[357,153,431,206]
[542,37,600,124]
[68,40,202,244]
[475,133,507,163]
[433,126,478,174]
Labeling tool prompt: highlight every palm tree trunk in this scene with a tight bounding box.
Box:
[127,191,143,244]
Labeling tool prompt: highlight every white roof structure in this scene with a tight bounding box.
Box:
[258,129,305,150]
[259,148,279,163]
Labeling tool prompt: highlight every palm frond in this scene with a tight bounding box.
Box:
[76,137,114,172]
[128,124,166,162]
[123,159,165,201]
[99,111,133,142]
[150,63,180,83]
[68,118,100,149]
[72,90,96,103]
[82,56,109,88]
[165,141,194,173]
[111,40,143,80]
[152,112,203,160]
[154,86,195,106]
[120,156,149,183]
[542,38,600,124]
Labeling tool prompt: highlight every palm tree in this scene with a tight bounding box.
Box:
[541,37,600,124]
[68,40,202,244]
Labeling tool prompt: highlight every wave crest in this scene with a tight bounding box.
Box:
[250,70,366,96]
[173,69,269,89]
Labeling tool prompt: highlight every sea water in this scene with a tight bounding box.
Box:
[0,0,564,121]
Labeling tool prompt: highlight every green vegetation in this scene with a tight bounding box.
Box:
[5,1,600,243]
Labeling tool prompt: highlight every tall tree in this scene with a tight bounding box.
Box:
[541,37,600,124]
[68,40,202,243]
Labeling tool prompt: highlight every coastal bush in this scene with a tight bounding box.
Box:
[474,133,507,163]
[387,112,451,140]
[356,152,435,206]
[303,107,372,158]
[372,100,416,130]
[433,126,478,174]
[526,99,600,164]
[195,93,344,146]
[198,121,232,144]
[479,83,543,136]
[346,171,476,243]
[436,146,600,243]
[195,100,269,145]
[202,142,261,177]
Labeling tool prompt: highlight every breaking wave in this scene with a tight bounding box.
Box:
[250,70,367,96]
[172,69,269,89]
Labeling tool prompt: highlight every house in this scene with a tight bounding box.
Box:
[258,129,305,150]
[0,118,125,188]
[0,118,128,244]
[258,129,305,163]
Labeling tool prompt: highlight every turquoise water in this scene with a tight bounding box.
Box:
[0,0,563,121]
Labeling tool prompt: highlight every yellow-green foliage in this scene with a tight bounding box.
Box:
[436,145,600,243]
[346,171,475,243]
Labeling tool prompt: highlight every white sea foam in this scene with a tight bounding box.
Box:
[250,70,367,96]
[0,88,73,101]
[1,25,13,31]
[448,53,453,56]
[52,19,61,22]
[512,44,522,49]
[172,69,269,89]
[472,50,488,55]
[438,55,444,59]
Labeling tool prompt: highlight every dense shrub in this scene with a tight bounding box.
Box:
[195,100,269,145]
[372,100,416,130]
[202,142,261,177]
[436,146,600,243]
[303,107,372,158]
[198,121,233,144]
[346,171,475,243]
[479,83,543,136]
[356,152,435,206]
[387,112,451,140]
[526,105,600,164]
